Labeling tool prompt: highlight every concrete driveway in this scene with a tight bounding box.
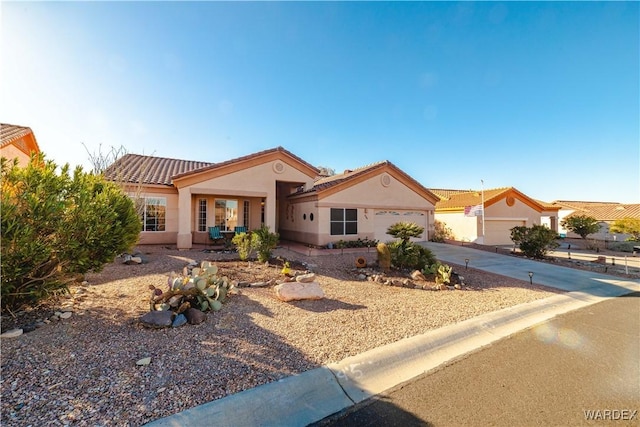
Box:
[420,242,640,297]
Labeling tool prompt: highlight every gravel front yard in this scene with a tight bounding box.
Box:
[1,245,563,427]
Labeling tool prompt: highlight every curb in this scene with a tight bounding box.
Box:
[143,282,637,427]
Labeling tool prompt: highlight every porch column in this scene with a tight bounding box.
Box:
[267,187,277,233]
[176,188,192,250]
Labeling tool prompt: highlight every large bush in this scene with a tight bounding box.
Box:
[388,240,436,270]
[561,215,600,239]
[251,225,279,263]
[510,225,559,259]
[1,155,141,311]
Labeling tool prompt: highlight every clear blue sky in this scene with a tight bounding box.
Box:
[2,1,638,203]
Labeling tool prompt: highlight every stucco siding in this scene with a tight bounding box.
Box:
[435,212,479,242]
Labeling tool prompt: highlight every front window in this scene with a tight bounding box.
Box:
[139,197,166,232]
[215,199,238,231]
[243,200,250,229]
[330,208,358,235]
[198,199,207,232]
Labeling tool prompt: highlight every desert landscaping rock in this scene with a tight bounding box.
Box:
[140,310,173,328]
[184,307,206,325]
[1,244,607,427]
[274,281,325,301]
[294,272,316,283]
[0,328,23,338]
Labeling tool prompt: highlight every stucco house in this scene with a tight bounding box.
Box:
[0,123,40,167]
[553,200,640,241]
[431,187,560,245]
[104,147,440,250]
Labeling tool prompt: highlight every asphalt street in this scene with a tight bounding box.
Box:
[317,292,640,427]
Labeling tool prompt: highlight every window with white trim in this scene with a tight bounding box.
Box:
[139,197,166,232]
[198,199,207,232]
[330,208,358,235]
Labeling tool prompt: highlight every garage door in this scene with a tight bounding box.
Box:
[484,220,525,245]
[374,210,427,242]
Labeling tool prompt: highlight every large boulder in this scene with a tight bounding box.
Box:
[274,282,325,302]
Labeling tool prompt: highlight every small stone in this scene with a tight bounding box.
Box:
[136,357,151,366]
[357,274,367,281]
[171,314,187,328]
[1,328,23,338]
[184,308,206,325]
[251,282,268,287]
[59,311,73,319]
[410,270,427,281]
[454,284,462,290]
[295,273,316,283]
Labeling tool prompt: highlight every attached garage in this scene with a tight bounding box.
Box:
[374,210,427,242]
[484,219,525,245]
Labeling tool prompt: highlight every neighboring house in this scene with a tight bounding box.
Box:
[0,123,40,167]
[553,200,640,241]
[104,146,440,250]
[431,187,561,245]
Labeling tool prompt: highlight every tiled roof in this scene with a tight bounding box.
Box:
[104,154,213,186]
[552,200,621,210]
[309,161,389,192]
[432,187,513,209]
[1,123,35,147]
[104,146,320,186]
[429,188,475,200]
[563,203,640,221]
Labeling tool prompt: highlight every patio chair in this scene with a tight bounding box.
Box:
[209,226,224,244]
[234,226,248,235]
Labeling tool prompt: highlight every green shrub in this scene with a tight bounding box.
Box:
[388,240,436,270]
[333,237,379,249]
[608,241,639,253]
[1,154,140,312]
[231,232,253,261]
[431,220,453,242]
[422,262,453,284]
[510,225,559,259]
[251,225,279,263]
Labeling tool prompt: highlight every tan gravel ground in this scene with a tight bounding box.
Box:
[1,245,566,426]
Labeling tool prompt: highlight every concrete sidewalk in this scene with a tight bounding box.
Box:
[144,244,640,427]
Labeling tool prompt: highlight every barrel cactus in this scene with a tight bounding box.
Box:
[376,242,391,271]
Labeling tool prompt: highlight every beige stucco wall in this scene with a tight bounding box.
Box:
[435,212,479,242]
[1,145,30,167]
[280,172,434,246]
[129,186,180,245]
[176,159,314,248]
[436,197,544,244]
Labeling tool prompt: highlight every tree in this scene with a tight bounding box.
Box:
[510,225,559,259]
[1,154,141,312]
[561,215,601,239]
[610,217,640,241]
[387,221,424,244]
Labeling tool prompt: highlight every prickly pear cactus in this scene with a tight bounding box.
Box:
[376,242,391,271]
[436,263,452,285]
[149,260,233,314]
